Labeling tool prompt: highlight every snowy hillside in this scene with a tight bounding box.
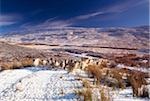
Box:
[0,67,149,101]
[0,67,82,101]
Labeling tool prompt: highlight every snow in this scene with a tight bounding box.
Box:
[67,52,96,59]
[117,64,150,73]
[0,67,82,101]
[111,88,150,101]
[0,67,149,101]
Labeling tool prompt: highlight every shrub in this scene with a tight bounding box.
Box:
[128,71,149,97]
[103,68,126,89]
[86,65,102,85]
[82,79,91,88]
[100,88,110,101]
[21,58,33,67]
[111,70,126,89]
[1,62,14,70]
[12,60,23,69]
[75,88,92,101]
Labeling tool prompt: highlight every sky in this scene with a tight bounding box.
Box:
[0,0,149,33]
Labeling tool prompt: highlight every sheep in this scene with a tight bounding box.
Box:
[33,58,41,66]
[42,60,48,66]
[15,82,24,92]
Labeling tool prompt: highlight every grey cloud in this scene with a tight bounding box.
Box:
[0,14,22,26]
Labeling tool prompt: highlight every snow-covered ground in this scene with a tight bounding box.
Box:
[67,52,96,59]
[117,64,150,73]
[74,69,150,101]
[111,88,149,101]
[0,67,149,101]
[0,67,82,101]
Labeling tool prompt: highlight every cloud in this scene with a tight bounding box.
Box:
[76,12,105,20]
[21,16,72,31]
[21,0,148,30]
[104,0,148,13]
[75,0,148,20]
[35,20,72,28]
[0,14,22,26]
[0,22,17,26]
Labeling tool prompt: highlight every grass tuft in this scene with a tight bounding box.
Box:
[75,88,92,101]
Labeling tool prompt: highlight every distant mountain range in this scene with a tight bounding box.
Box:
[0,26,149,50]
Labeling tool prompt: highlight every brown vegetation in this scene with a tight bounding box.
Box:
[108,69,126,89]
[0,58,33,70]
[0,62,14,70]
[21,58,33,67]
[86,65,102,85]
[82,79,91,88]
[112,53,150,68]
[128,71,149,97]
[75,88,92,101]
[100,88,110,101]
[66,60,76,72]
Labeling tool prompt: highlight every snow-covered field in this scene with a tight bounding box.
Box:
[117,64,150,73]
[0,67,82,101]
[112,88,149,101]
[0,67,149,101]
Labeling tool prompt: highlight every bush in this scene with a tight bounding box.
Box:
[21,58,33,67]
[75,88,92,101]
[1,62,14,70]
[82,79,91,88]
[100,68,128,89]
[128,71,149,97]
[12,60,23,69]
[100,88,110,101]
[86,65,102,85]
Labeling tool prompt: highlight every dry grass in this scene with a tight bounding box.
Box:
[75,88,92,101]
[82,79,91,88]
[0,62,14,70]
[128,71,149,97]
[12,60,23,69]
[99,59,108,68]
[66,60,76,72]
[86,63,127,88]
[113,53,150,68]
[20,58,33,67]
[0,58,34,70]
[86,65,102,85]
[93,67,130,89]
[109,69,126,89]
[100,88,110,101]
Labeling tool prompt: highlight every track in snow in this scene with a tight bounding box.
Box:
[0,67,82,101]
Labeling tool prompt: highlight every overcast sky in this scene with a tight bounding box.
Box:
[0,0,149,33]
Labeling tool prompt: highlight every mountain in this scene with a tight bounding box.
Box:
[0,26,149,50]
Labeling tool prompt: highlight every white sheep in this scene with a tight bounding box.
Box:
[15,82,24,92]
[43,60,48,65]
[55,61,60,67]
[33,58,41,66]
